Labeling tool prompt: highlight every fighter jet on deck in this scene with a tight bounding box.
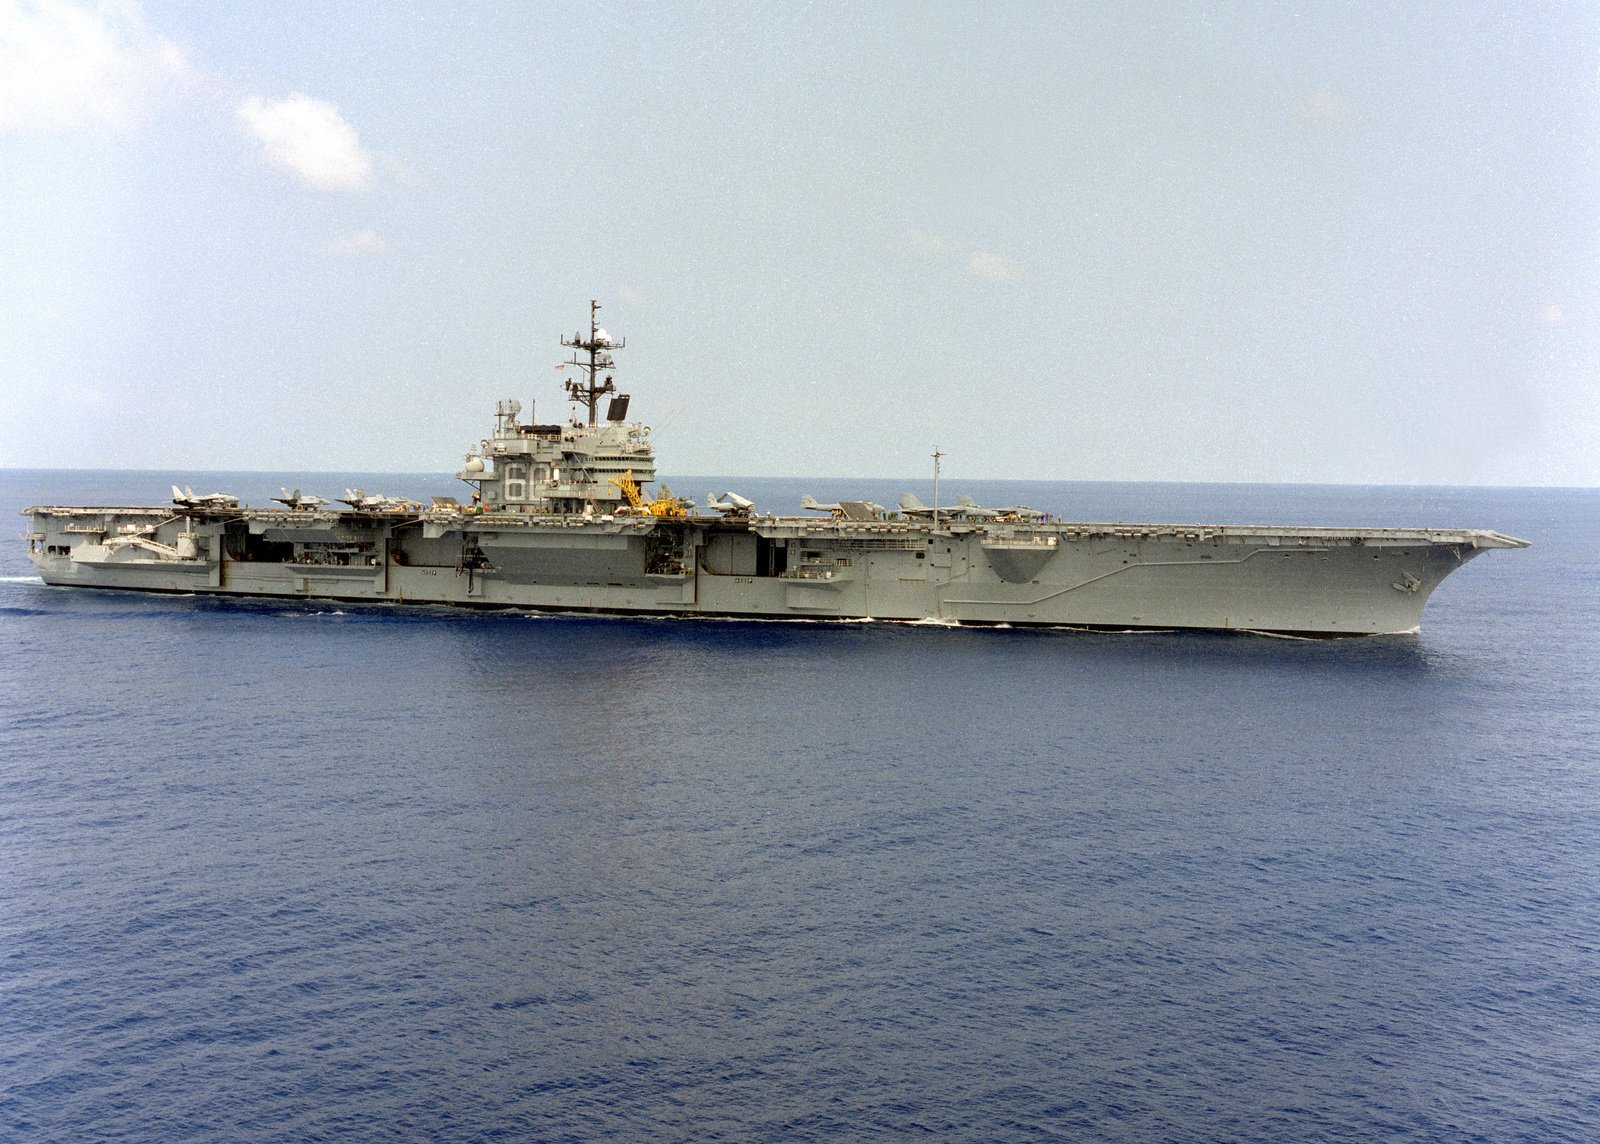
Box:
[341,489,420,512]
[897,493,937,518]
[171,485,239,509]
[951,495,1001,520]
[272,488,330,510]
[955,495,1045,522]
[706,490,755,516]
[801,494,887,521]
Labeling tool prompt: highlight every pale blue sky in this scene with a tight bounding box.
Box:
[2,1,1596,484]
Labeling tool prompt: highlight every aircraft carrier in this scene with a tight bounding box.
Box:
[23,302,1527,636]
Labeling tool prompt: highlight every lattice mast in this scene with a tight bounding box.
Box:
[559,299,625,425]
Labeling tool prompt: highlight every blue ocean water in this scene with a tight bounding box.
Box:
[2,470,1597,1142]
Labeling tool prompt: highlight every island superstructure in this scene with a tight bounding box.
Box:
[462,309,661,515]
[23,302,1527,636]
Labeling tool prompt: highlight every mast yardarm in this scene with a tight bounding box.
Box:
[560,298,626,425]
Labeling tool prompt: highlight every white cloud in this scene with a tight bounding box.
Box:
[321,228,387,257]
[1,3,384,198]
[905,229,1026,284]
[0,0,190,134]
[967,249,1026,283]
[238,92,373,193]
[905,228,959,258]
[1300,89,1356,127]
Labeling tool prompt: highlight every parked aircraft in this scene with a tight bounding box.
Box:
[801,494,887,520]
[706,490,756,516]
[272,488,330,510]
[951,494,1001,520]
[955,495,1045,521]
[341,489,420,512]
[897,493,937,518]
[171,485,239,509]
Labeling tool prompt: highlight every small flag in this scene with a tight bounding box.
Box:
[553,364,566,371]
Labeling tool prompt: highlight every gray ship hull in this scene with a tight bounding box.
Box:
[23,505,1528,635]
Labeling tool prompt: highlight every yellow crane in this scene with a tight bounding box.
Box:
[609,470,689,517]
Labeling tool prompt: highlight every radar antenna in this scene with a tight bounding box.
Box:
[559,299,626,425]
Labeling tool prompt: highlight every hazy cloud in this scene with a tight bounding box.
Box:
[238,93,373,193]
[1299,89,1356,127]
[906,229,1026,283]
[0,0,190,134]
[905,229,959,258]
[321,228,388,257]
[967,249,1026,283]
[0,3,381,195]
